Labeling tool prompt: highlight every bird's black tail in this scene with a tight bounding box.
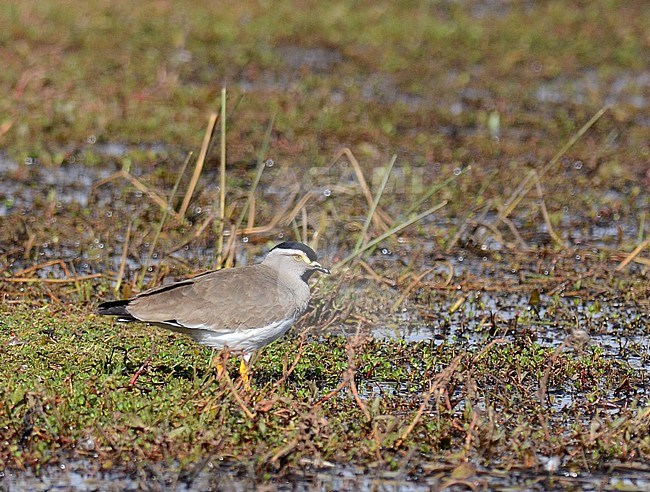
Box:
[97,299,137,322]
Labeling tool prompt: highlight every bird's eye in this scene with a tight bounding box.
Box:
[293,254,303,262]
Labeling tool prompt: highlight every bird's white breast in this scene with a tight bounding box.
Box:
[180,316,298,354]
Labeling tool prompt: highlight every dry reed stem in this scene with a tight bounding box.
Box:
[139,151,194,286]
[500,215,528,249]
[231,137,274,234]
[615,237,650,271]
[23,232,36,259]
[94,170,176,218]
[534,175,566,248]
[282,191,315,226]
[0,119,13,139]
[475,220,513,249]
[114,220,132,296]
[241,188,299,235]
[166,212,216,254]
[239,119,276,225]
[216,89,227,266]
[334,200,448,270]
[444,171,495,252]
[311,209,329,252]
[247,194,256,231]
[301,206,308,242]
[354,154,397,254]
[179,112,218,218]
[332,147,393,231]
[406,166,473,218]
[499,106,609,220]
[358,259,395,286]
[222,226,239,268]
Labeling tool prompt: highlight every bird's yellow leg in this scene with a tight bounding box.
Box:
[239,358,251,390]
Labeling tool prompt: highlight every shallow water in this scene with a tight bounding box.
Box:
[3,459,650,491]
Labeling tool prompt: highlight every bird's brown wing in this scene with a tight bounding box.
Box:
[126,265,299,332]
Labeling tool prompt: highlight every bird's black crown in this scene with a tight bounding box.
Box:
[271,241,318,262]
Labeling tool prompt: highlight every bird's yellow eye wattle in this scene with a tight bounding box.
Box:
[293,254,304,262]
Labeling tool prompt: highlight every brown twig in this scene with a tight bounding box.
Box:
[394,355,462,449]
[221,367,255,419]
[273,335,308,389]
[615,237,650,272]
[6,274,103,283]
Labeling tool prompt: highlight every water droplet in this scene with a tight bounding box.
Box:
[242,236,249,243]
[278,233,284,239]
[458,256,464,262]
[381,248,390,255]
[135,191,143,198]
[60,464,66,470]
[147,266,153,272]
[573,160,583,170]
[453,168,462,176]
[265,159,274,167]
[98,244,104,249]
[87,135,97,144]
[544,270,549,275]
[152,252,158,259]
[195,207,202,214]
[480,244,488,251]
[106,211,113,217]
[323,189,332,197]
[482,256,488,262]
[575,255,581,260]
[397,237,406,243]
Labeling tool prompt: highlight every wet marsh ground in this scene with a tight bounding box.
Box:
[1,0,650,490]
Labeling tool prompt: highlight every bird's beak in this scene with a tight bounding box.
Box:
[310,261,330,275]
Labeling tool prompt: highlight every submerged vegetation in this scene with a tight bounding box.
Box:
[1,0,649,488]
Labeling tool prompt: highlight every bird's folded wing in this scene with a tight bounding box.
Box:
[126,265,298,331]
